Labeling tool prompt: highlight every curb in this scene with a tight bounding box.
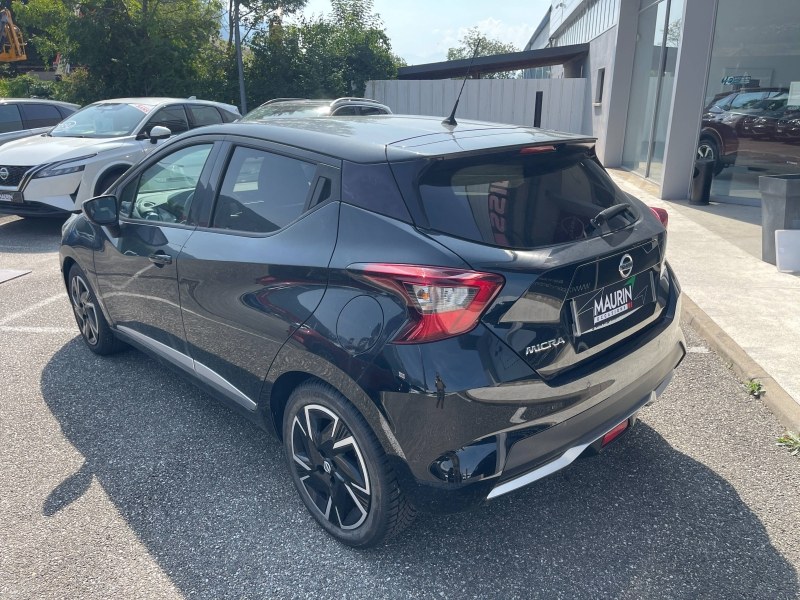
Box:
[681,294,800,432]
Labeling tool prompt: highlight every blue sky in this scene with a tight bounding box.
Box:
[298,0,552,65]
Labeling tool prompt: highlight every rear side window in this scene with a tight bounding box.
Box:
[188,105,223,127]
[359,106,387,115]
[20,103,62,128]
[212,146,316,233]
[143,105,189,135]
[57,105,77,118]
[0,104,23,133]
[417,145,636,249]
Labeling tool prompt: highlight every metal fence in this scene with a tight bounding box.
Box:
[364,78,587,134]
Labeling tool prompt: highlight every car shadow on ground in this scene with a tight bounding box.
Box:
[41,338,798,599]
[0,216,66,253]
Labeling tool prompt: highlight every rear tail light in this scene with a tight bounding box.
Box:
[649,207,668,228]
[601,420,629,447]
[352,264,504,344]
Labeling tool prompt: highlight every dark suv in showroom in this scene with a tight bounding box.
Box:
[60,115,685,548]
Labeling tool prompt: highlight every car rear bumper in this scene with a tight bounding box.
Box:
[386,267,685,514]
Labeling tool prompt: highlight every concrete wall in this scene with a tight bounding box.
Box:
[364,79,588,134]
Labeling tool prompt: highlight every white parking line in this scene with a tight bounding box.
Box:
[0,326,75,333]
[0,293,67,326]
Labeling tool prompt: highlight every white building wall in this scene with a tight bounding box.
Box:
[365,79,588,134]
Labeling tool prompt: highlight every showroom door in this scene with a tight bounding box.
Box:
[621,0,684,183]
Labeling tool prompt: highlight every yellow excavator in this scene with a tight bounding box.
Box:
[0,9,26,62]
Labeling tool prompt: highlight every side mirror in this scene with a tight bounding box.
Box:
[149,125,172,144]
[83,195,119,226]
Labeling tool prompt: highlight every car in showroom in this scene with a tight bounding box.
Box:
[59,115,685,548]
[0,98,80,147]
[241,97,392,121]
[0,97,239,218]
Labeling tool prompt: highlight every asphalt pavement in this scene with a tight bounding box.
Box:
[1,214,799,599]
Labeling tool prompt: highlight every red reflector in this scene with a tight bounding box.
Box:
[520,145,556,155]
[601,420,629,447]
[649,206,668,228]
[351,264,504,344]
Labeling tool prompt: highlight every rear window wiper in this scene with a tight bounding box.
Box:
[590,204,633,228]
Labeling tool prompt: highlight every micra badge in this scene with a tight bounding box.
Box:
[525,337,565,356]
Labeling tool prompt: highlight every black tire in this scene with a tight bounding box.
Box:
[282,380,416,548]
[697,135,723,176]
[67,263,126,355]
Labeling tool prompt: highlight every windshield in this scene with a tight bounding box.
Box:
[241,102,331,121]
[416,145,637,250]
[51,103,150,138]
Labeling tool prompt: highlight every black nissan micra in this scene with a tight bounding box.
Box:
[59,115,685,548]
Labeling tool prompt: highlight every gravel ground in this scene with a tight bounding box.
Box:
[1,214,799,599]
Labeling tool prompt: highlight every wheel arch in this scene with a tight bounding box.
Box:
[260,341,407,464]
[93,163,133,196]
[699,127,723,150]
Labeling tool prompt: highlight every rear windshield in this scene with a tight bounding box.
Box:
[417,145,637,249]
[242,102,331,120]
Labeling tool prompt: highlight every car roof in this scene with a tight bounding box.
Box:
[94,97,240,114]
[184,115,595,163]
[0,98,80,109]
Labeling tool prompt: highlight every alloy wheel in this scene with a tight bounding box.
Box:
[291,404,371,530]
[697,143,716,160]
[70,275,99,346]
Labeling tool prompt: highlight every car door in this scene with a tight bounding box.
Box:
[137,104,190,154]
[177,139,341,407]
[19,103,63,129]
[94,137,222,360]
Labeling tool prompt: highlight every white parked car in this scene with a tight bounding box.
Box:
[0,97,240,217]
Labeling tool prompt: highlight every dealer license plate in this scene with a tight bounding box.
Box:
[571,270,655,335]
[0,193,13,202]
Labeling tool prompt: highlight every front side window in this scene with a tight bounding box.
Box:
[728,92,765,111]
[142,105,189,136]
[212,146,316,233]
[359,106,387,116]
[0,104,23,133]
[51,103,149,138]
[127,144,213,223]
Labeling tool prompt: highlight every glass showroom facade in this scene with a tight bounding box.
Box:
[621,0,684,183]
[699,0,800,204]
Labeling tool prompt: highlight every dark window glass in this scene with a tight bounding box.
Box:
[212,147,316,233]
[332,106,357,116]
[416,146,636,249]
[728,92,765,110]
[0,104,23,133]
[57,105,77,118]
[129,144,212,223]
[341,161,411,223]
[188,105,223,127]
[219,109,238,123]
[359,106,386,116]
[20,103,62,128]
[143,105,189,136]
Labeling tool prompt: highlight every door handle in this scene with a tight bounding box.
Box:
[148,252,172,266]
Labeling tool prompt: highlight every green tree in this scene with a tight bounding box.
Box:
[247,0,402,104]
[14,0,227,103]
[446,27,520,79]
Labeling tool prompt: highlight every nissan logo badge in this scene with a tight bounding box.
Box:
[0,167,8,181]
[619,254,633,278]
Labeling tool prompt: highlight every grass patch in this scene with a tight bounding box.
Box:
[777,431,800,456]
[742,379,765,398]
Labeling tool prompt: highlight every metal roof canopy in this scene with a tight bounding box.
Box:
[397,44,589,80]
